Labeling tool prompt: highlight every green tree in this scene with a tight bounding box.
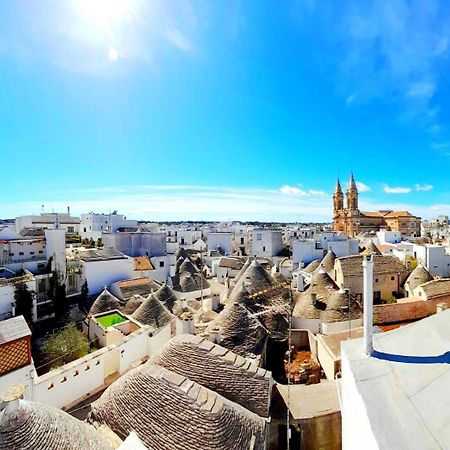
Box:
[48,271,69,319]
[80,279,89,301]
[14,282,35,323]
[42,323,89,368]
[88,238,95,248]
[96,237,103,247]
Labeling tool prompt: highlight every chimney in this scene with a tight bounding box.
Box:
[363,255,374,356]
[67,206,70,216]
[1,384,25,417]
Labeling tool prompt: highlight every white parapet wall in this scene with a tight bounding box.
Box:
[31,323,173,410]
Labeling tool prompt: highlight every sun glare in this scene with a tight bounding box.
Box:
[75,0,135,25]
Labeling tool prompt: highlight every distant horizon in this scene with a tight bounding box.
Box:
[0,180,443,223]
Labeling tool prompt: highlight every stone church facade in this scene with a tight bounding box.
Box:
[332,174,421,238]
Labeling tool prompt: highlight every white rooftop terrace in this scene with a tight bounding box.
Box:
[341,308,450,450]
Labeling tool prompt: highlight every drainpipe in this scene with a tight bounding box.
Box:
[363,255,374,356]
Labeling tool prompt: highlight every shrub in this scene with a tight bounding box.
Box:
[42,323,89,369]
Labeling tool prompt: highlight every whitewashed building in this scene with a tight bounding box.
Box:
[15,211,80,234]
[250,229,284,258]
[80,212,137,239]
[207,232,233,256]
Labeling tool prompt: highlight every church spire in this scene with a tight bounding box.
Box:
[333,178,344,212]
[346,172,359,210]
[348,172,357,192]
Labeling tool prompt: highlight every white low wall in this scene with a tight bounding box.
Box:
[32,324,172,410]
[320,318,363,335]
[34,347,108,409]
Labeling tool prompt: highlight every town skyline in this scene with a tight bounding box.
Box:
[0,173,445,222]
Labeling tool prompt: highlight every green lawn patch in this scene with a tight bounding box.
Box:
[96,312,127,328]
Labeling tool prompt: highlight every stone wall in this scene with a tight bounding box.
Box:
[373,299,447,324]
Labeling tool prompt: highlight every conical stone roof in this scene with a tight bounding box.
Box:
[361,241,382,256]
[233,257,252,285]
[89,288,121,316]
[153,335,272,417]
[315,250,336,275]
[0,389,115,450]
[234,259,273,295]
[131,292,174,332]
[303,259,321,273]
[405,263,433,293]
[320,289,362,323]
[154,283,177,312]
[88,364,267,450]
[227,282,251,305]
[206,302,267,359]
[121,295,145,315]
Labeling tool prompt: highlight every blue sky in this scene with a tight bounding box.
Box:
[1,0,450,221]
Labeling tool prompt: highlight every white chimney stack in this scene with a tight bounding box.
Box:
[363,254,374,356]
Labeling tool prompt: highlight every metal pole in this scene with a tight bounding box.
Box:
[200,249,204,307]
[286,281,292,450]
[363,255,374,356]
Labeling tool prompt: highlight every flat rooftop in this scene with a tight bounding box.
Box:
[0,316,31,344]
[342,309,450,449]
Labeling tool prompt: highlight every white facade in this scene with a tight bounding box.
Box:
[45,229,66,277]
[0,276,37,321]
[102,232,167,258]
[413,244,450,277]
[292,233,359,266]
[80,212,137,238]
[207,232,233,256]
[376,230,401,244]
[250,229,283,258]
[81,257,134,295]
[15,213,80,234]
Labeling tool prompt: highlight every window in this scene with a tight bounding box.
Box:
[9,253,14,257]
[30,251,35,255]
[19,252,24,256]
[375,278,379,283]
[256,234,262,241]
[61,376,67,383]
[47,383,54,390]
[159,261,165,268]
[391,276,395,281]
[263,246,266,252]
[39,250,44,254]
[95,360,100,366]
[73,370,79,377]
[85,365,90,371]
[240,237,245,245]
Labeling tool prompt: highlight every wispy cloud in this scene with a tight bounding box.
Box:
[165,27,196,53]
[356,181,370,192]
[383,185,412,194]
[406,81,436,99]
[309,1,450,147]
[2,184,332,222]
[279,185,326,197]
[415,184,433,192]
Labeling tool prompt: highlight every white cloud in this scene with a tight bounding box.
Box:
[415,184,433,192]
[3,184,333,223]
[165,27,195,53]
[356,181,370,192]
[383,185,411,194]
[406,81,436,99]
[279,185,326,197]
